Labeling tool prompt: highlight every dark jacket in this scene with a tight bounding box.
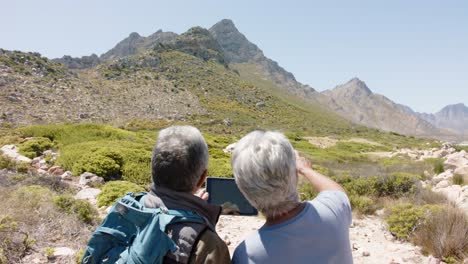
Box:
[144,185,230,264]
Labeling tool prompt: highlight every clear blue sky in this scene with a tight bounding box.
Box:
[1,0,467,113]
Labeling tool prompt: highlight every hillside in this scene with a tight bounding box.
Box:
[46,19,466,141]
[417,103,468,137]
[2,19,456,143]
[317,78,455,139]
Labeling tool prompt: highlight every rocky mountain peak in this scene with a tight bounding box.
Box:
[210,19,239,34]
[159,26,226,65]
[332,77,372,96]
[128,32,141,39]
[209,19,262,63]
[347,77,370,89]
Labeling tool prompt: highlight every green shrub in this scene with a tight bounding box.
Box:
[53,194,98,224]
[53,194,75,213]
[452,174,465,186]
[349,195,378,214]
[386,203,425,240]
[298,182,318,201]
[377,173,418,197]
[0,154,15,170]
[19,137,53,158]
[72,153,121,180]
[73,200,99,224]
[385,203,439,240]
[15,162,29,173]
[97,181,145,207]
[341,175,379,196]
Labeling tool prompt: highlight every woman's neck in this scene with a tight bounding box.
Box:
[264,202,306,227]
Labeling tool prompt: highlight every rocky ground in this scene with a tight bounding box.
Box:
[1,142,467,263]
[216,214,434,264]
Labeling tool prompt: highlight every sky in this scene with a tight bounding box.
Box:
[1,0,467,113]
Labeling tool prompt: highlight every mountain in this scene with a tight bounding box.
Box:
[53,30,178,68]
[209,19,315,98]
[0,43,351,136]
[100,30,177,61]
[318,78,449,137]
[53,54,100,69]
[4,18,460,141]
[417,103,468,136]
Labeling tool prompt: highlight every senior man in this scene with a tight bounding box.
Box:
[144,126,230,264]
[231,131,353,264]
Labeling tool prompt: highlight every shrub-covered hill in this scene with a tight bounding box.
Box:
[1,44,351,136]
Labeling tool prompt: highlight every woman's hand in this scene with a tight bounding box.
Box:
[295,151,312,175]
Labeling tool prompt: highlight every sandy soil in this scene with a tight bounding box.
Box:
[304,137,384,149]
[216,215,431,264]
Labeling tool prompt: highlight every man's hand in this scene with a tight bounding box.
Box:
[295,151,312,175]
[195,188,209,201]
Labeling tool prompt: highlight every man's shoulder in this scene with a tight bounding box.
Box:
[192,229,230,264]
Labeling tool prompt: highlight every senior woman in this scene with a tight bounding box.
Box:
[231,131,353,264]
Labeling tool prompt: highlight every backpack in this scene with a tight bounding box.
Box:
[81,192,206,264]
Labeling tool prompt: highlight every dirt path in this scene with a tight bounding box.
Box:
[216,215,430,264]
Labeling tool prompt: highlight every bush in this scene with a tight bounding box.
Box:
[413,206,468,261]
[15,162,29,173]
[53,194,98,224]
[385,203,426,240]
[376,173,418,197]
[452,174,465,186]
[19,137,53,158]
[0,154,15,170]
[298,182,318,201]
[97,181,145,207]
[385,203,439,240]
[341,175,379,196]
[72,153,121,180]
[73,200,99,224]
[349,195,378,214]
[53,194,75,213]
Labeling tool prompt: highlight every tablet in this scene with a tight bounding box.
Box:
[206,177,258,216]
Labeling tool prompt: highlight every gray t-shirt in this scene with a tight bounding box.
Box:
[232,191,353,264]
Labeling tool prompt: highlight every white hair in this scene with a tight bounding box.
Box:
[231,131,299,218]
[151,126,208,192]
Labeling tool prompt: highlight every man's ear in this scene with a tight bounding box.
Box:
[195,169,208,190]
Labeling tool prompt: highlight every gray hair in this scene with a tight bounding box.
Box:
[151,126,209,192]
[231,131,299,218]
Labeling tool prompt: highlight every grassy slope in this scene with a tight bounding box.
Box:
[1,49,441,183]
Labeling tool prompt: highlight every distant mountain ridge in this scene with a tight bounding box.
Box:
[413,103,468,137]
[318,78,453,138]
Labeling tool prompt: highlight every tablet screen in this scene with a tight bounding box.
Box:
[206,177,258,216]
